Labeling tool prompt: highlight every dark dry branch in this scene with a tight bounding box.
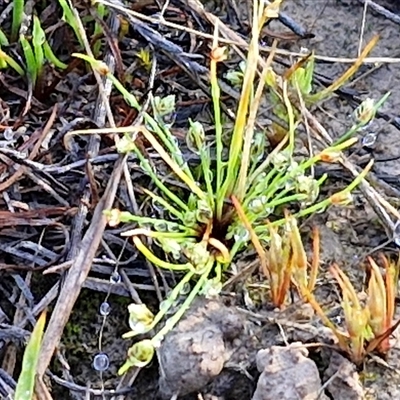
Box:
[357,0,400,25]
[0,367,16,398]
[0,105,58,192]
[47,370,135,397]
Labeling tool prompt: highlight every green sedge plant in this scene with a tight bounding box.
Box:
[69,1,386,373]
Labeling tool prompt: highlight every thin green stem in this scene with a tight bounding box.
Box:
[133,236,194,272]
[332,92,390,146]
[142,188,185,221]
[150,271,195,332]
[0,49,24,75]
[247,135,288,187]
[210,51,224,218]
[122,230,193,240]
[218,1,260,209]
[264,193,308,211]
[116,212,197,235]
[282,80,296,154]
[151,260,213,345]
[108,73,194,179]
[43,42,68,69]
[236,43,275,201]
[139,126,206,200]
[197,145,215,209]
[131,141,190,212]
[11,0,24,42]
[295,160,373,219]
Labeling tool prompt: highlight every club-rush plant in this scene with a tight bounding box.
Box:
[258,211,321,308]
[68,0,389,374]
[302,256,400,365]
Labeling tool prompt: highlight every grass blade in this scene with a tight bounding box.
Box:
[20,34,37,84]
[14,311,47,400]
[308,35,379,103]
[11,0,24,42]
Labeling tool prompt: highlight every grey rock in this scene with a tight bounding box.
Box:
[252,342,329,400]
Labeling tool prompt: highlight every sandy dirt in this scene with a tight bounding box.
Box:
[280,0,400,179]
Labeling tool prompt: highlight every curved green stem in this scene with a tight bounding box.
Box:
[151,259,213,346]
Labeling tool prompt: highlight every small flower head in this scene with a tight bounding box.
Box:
[118,339,155,374]
[106,209,122,227]
[330,191,353,206]
[319,150,342,163]
[354,98,376,125]
[122,304,155,338]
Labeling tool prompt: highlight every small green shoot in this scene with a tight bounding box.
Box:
[58,0,84,47]
[32,15,45,81]
[20,34,37,84]
[0,29,9,46]
[93,3,106,57]
[366,255,400,355]
[14,311,47,400]
[19,16,67,90]
[0,47,24,75]
[137,48,152,71]
[331,263,373,364]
